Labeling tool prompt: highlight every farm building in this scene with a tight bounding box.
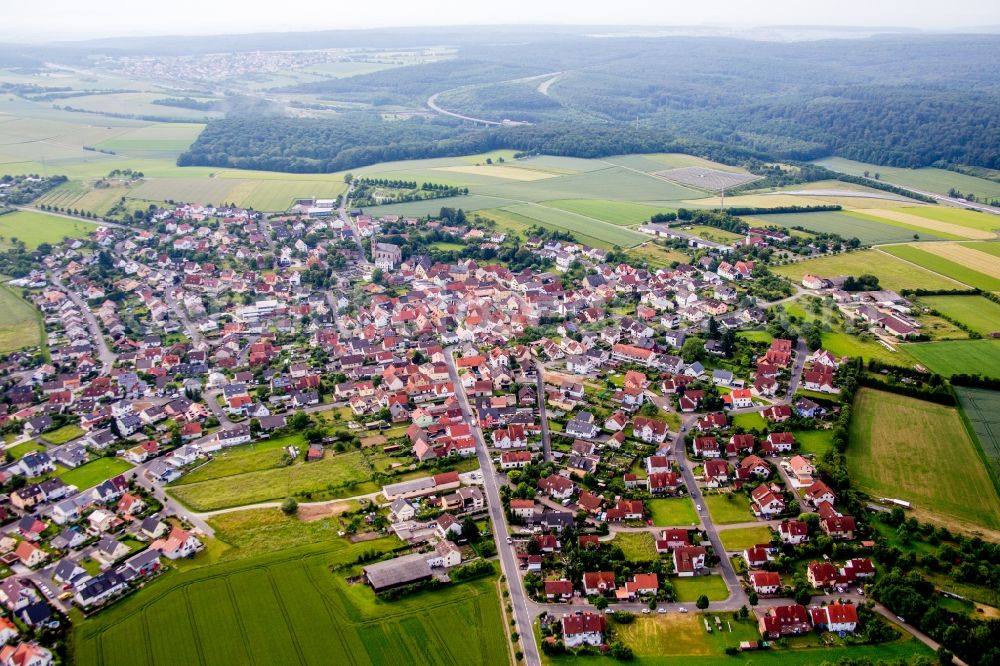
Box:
[363,553,433,592]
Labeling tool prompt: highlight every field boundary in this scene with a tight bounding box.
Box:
[955,387,1000,500]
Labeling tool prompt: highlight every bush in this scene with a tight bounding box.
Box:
[281,498,298,516]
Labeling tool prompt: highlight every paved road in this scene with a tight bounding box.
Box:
[15,205,129,230]
[195,490,382,517]
[786,336,809,398]
[445,349,541,666]
[50,272,115,374]
[164,280,204,347]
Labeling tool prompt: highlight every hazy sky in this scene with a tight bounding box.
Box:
[3,0,999,41]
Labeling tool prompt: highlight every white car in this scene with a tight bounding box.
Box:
[678,607,688,613]
[642,609,651,614]
[696,504,703,511]
[657,607,666,614]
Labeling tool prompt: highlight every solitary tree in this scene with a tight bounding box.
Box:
[696,595,710,610]
[281,498,299,516]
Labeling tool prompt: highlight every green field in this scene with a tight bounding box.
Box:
[175,435,307,485]
[895,206,1000,233]
[627,242,690,268]
[649,498,699,526]
[541,199,665,226]
[793,430,835,457]
[547,613,931,666]
[955,387,1000,494]
[882,245,1000,291]
[921,295,1000,335]
[703,494,755,525]
[0,210,92,249]
[58,458,133,490]
[962,241,1000,257]
[73,538,506,666]
[820,330,913,366]
[772,250,964,292]
[903,339,1000,378]
[815,157,1000,200]
[749,211,940,245]
[732,411,766,431]
[170,449,376,511]
[6,440,46,460]
[671,575,730,602]
[498,203,649,248]
[718,526,774,552]
[0,282,42,353]
[41,424,85,444]
[848,389,1000,533]
[613,531,658,561]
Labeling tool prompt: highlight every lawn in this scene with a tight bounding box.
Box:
[793,430,835,457]
[169,449,376,511]
[903,339,1000,378]
[718,526,774,552]
[627,242,690,268]
[882,244,1000,291]
[58,457,133,490]
[6,440,45,460]
[732,411,766,431]
[672,575,730,602]
[429,241,465,251]
[848,388,1000,533]
[737,330,773,344]
[41,423,85,444]
[703,493,755,525]
[921,295,1000,335]
[73,538,506,666]
[820,330,913,366]
[612,531,658,561]
[0,283,42,353]
[772,250,963,292]
[0,209,92,249]
[649,498,699,526]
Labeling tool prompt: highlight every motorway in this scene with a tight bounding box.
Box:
[445,348,542,666]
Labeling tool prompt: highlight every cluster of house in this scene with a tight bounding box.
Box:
[802,275,922,339]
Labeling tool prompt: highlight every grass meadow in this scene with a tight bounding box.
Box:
[0,210,92,249]
[903,339,1000,378]
[671,575,730,602]
[718,526,774,552]
[0,282,42,353]
[848,388,1000,533]
[169,449,377,511]
[749,211,939,245]
[73,538,507,666]
[920,295,1000,335]
[649,498,700,526]
[613,531,659,561]
[541,199,665,226]
[772,250,964,292]
[58,458,133,490]
[703,493,754,525]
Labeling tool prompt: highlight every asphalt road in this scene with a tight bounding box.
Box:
[50,272,116,374]
[445,348,542,666]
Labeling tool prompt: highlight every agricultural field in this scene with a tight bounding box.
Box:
[648,498,700,526]
[883,244,1000,291]
[920,295,1000,335]
[904,339,1000,378]
[854,208,997,240]
[0,282,42,353]
[57,92,222,121]
[814,157,1000,200]
[169,449,376,511]
[93,123,207,157]
[655,167,760,191]
[613,531,658,561]
[57,458,133,490]
[718,526,773,552]
[671,575,730,602]
[35,180,133,216]
[605,153,751,174]
[848,389,1000,533]
[954,387,1000,494]
[747,210,932,245]
[73,539,507,666]
[703,493,754,525]
[0,210,92,249]
[541,199,665,226]
[772,250,964,292]
[962,241,1000,257]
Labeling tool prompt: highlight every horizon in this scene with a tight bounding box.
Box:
[2,0,999,43]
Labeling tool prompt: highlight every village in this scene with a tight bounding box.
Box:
[0,189,964,665]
